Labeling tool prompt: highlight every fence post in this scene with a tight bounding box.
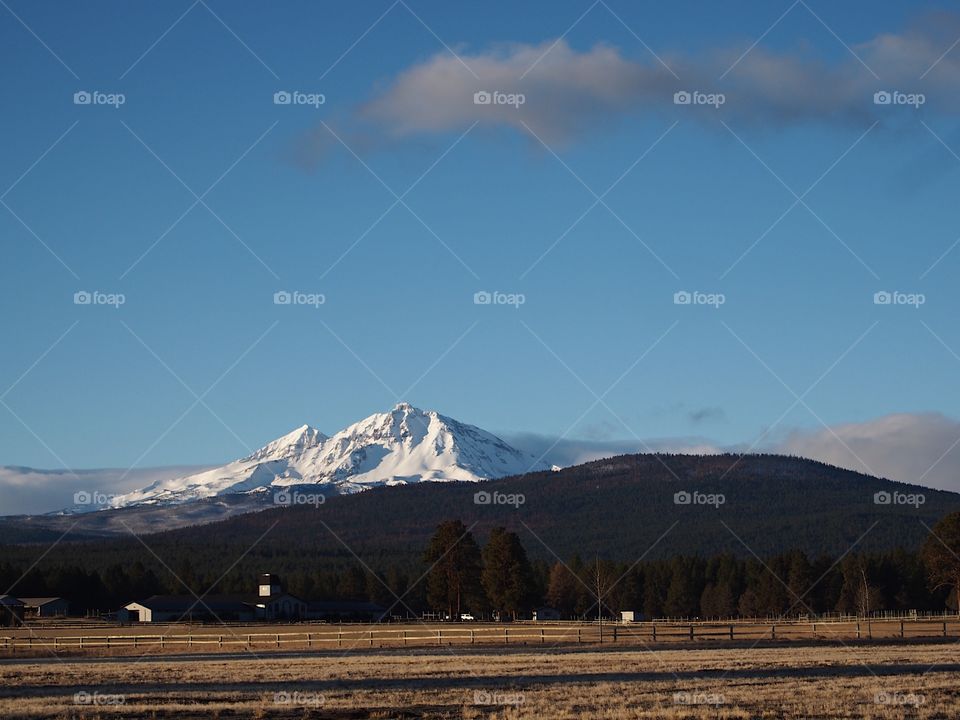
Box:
[771,624,776,640]
[900,621,904,639]
[613,625,617,642]
[403,630,407,646]
[729,625,734,641]
[369,630,373,648]
[218,635,223,648]
[856,622,861,639]
[338,630,342,648]
[540,628,544,644]
[161,635,164,649]
[472,629,476,645]
[307,632,311,648]
[437,629,441,646]
[578,627,581,643]
[689,625,694,641]
[651,625,656,642]
[505,628,509,645]
[944,622,948,638]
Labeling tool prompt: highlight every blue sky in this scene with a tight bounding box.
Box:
[2,0,960,490]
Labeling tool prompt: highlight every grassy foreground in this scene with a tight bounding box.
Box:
[3,641,960,718]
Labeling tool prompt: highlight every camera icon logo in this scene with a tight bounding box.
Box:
[474,291,492,305]
[74,490,92,505]
[274,91,292,105]
[474,490,492,505]
[74,291,92,305]
[474,91,492,105]
[73,91,92,105]
[274,290,292,305]
[874,491,892,505]
[873,90,892,105]
[673,490,692,505]
[274,490,292,506]
[873,291,892,305]
[673,290,692,305]
[674,91,692,105]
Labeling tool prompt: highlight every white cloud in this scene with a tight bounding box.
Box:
[777,412,960,492]
[298,12,960,164]
[0,466,212,516]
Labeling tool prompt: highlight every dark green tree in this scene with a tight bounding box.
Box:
[481,527,535,620]
[423,520,483,619]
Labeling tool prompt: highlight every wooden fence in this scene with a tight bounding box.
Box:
[3,619,960,653]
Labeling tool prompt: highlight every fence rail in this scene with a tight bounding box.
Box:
[3,618,960,653]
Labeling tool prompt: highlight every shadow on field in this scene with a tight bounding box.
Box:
[6,661,960,701]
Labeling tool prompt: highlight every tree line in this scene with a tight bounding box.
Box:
[5,512,960,620]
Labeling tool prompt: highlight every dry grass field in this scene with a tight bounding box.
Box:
[3,640,960,719]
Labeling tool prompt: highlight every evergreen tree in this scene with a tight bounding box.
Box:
[423,520,484,618]
[481,528,535,620]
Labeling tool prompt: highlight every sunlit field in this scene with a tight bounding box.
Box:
[3,640,959,719]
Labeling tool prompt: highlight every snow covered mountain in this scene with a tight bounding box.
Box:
[109,404,552,508]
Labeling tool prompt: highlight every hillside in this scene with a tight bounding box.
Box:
[5,454,957,572]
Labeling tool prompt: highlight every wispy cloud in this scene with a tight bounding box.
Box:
[297,12,960,165]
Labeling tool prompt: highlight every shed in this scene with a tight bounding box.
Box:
[0,596,25,626]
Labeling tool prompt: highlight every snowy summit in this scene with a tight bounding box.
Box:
[109,404,551,508]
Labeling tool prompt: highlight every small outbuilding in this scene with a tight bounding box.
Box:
[0,596,25,626]
[532,607,561,622]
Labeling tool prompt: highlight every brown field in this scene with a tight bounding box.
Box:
[4,618,960,657]
[3,638,960,719]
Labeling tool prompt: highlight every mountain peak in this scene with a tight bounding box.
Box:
[244,424,326,463]
[108,406,551,509]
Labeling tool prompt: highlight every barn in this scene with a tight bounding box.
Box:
[121,573,306,623]
[20,597,70,618]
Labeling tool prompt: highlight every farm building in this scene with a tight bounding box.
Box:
[20,597,69,618]
[0,596,25,626]
[532,607,561,621]
[620,611,644,622]
[305,600,388,622]
[121,574,306,623]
